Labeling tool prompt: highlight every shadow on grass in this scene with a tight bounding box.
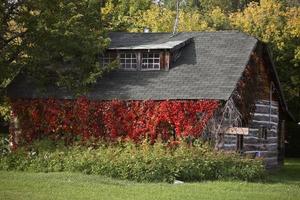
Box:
[265,158,300,185]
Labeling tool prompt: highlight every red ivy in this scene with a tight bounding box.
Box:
[10,98,219,147]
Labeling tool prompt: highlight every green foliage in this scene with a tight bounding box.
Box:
[196,0,243,12]
[1,0,111,94]
[0,134,10,156]
[130,5,220,32]
[0,100,10,122]
[101,0,152,31]
[205,7,230,30]
[0,139,266,182]
[157,0,256,12]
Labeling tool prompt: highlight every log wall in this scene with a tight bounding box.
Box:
[222,100,279,168]
[221,44,284,169]
[245,100,279,168]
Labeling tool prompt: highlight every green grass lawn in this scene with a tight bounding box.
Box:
[0,159,300,200]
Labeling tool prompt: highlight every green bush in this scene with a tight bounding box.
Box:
[0,134,10,156]
[0,139,266,182]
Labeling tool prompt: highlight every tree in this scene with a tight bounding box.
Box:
[129,4,230,32]
[130,4,175,32]
[101,0,152,31]
[160,0,257,12]
[1,0,28,90]
[1,0,110,94]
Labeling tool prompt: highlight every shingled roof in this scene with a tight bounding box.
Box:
[8,31,258,101]
[108,32,192,50]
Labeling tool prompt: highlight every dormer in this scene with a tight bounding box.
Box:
[100,32,192,71]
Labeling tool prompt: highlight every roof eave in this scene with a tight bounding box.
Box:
[107,38,193,52]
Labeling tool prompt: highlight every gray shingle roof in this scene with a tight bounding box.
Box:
[108,32,191,50]
[7,31,258,101]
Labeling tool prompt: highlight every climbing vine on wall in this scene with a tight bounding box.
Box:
[232,52,263,126]
[9,98,219,147]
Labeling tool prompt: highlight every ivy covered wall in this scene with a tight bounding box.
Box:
[9,98,219,148]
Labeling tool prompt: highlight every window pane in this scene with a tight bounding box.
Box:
[141,53,160,70]
[119,53,137,70]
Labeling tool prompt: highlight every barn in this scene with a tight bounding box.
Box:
[7,31,293,169]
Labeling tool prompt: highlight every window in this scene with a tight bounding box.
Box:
[259,127,268,140]
[99,52,117,67]
[119,53,138,69]
[237,135,243,153]
[141,53,160,70]
[102,51,163,71]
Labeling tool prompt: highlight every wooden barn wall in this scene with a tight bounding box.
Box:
[222,44,283,169]
[245,100,280,168]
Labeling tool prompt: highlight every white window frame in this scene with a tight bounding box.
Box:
[141,52,161,71]
[99,52,116,67]
[119,52,138,70]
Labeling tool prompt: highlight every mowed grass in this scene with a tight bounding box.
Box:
[0,159,300,200]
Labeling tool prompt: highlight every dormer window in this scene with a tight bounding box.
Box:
[120,53,138,70]
[141,53,160,70]
[100,51,164,71]
[99,52,117,67]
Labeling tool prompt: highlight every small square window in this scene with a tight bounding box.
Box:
[237,135,243,153]
[119,53,138,70]
[99,52,117,67]
[259,127,268,140]
[141,53,160,70]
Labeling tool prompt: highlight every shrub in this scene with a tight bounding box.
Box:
[0,134,10,156]
[0,139,266,182]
